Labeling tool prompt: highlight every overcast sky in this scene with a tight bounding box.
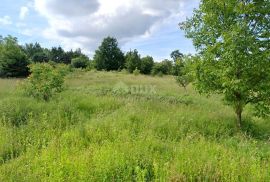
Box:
[0,0,199,61]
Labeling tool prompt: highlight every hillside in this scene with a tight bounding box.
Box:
[0,71,269,181]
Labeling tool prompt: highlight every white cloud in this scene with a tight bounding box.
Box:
[20,6,29,20]
[0,16,12,25]
[34,0,196,55]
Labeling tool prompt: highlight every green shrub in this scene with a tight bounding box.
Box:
[23,63,68,101]
[71,56,89,69]
[141,56,154,75]
[133,67,140,76]
[125,49,141,73]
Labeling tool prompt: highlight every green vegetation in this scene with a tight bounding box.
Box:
[0,36,29,77]
[140,56,154,75]
[0,71,270,181]
[71,56,90,69]
[174,55,195,92]
[0,0,269,180]
[125,49,142,73]
[22,63,68,101]
[181,0,270,127]
[93,36,125,71]
[152,59,173,76]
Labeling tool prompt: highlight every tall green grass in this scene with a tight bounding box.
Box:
[0,71,269,181]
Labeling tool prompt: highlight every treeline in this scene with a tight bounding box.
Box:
[93,37,190,76]
[0,35,89,77]
[0,35,192,78]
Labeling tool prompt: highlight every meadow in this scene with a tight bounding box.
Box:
[0,70,269,181]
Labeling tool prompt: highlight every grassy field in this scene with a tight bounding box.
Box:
[0,70,269,181]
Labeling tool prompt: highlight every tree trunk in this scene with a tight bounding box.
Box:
[235,104,243,128]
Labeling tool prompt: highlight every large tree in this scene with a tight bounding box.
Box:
[181,0,270,127]
[94,37,125,71]
[0,36,29,77]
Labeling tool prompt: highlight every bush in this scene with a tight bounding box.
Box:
[125,49,141,73]
[141,56,154,75]
[22,63,68,101]
[151,60,173,76]
[71,56,89,69]
[133,68,140,76]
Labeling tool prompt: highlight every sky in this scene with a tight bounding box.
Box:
[0,0,199,61]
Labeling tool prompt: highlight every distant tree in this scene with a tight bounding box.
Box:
[32,52,49,63]
[71,56,89,69]
[50,46,71,64]
[0,36,29,77]
[140,56,154,75]
[174,55,194,92]
[23,43,43,57]
[181,0,270,127]
[125,49,141,73]
[94,37,125,71]
[151,60,173,75]
[22,43,49,63]
[170,50,184,62]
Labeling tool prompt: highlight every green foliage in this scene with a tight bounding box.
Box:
[0,36,29,77]
[1,71,270,181]
[140,56,154,75]
[22,43,49,63]
[31,51,49,63]
[71,56,89,69]
[152,59,173,75]
[181,0,270,127]
[94,37,125,71]
[174,55,195,91]
[23,63,68,101]
[170,50,184,62]
[133,67,140,76]
[125,49,141,73]
[49,46,69,64]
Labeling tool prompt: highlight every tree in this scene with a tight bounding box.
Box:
[71,56,89,69]
[151,60,173,76]
[32,52,49,63]
[50,46,72,64]
[94,37,125,71]
[180,0,270,127]
[170,50,184,62]
[0,36,29,77]
[23,63,68,101]
[23,43,43,58]
[23,43,49,63]
[175,55,194,92]
[141,56,154,75]
[125,49,141,73]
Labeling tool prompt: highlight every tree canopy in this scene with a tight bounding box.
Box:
[181,0,270,127]
[125,49,141,73]
[94,37,125,71]
[171,50,184,62]
[141,56,154,75]
[0,36,29,77]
